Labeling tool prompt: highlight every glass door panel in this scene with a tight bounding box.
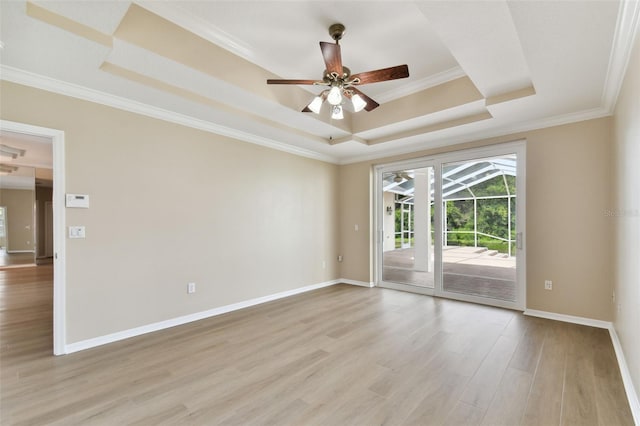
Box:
[381,167,435,288]
[441,155,517,303]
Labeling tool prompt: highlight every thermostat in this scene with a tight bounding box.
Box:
[66,194,90,208]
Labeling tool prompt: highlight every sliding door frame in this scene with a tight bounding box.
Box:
[374,140,526,311]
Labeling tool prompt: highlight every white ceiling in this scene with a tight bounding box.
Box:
[0,130,52,189]
[1,1,638,164]
[1,131,52,169]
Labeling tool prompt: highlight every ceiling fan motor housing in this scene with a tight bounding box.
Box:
[329,23,345,42]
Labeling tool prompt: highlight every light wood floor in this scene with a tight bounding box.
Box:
[0,251,36,268]
[0,266,634,425]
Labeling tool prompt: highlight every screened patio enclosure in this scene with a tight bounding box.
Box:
[381,155,518,302]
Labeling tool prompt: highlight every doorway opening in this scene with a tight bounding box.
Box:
[0,120,66,354]
[376,141,526,310]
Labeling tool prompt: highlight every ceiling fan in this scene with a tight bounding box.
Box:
[393,172,412,183]
[267,23,409,120]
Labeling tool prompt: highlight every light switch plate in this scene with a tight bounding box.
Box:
[69,226,86,239]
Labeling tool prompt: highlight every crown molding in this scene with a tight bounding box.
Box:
[375,66,466,104]
[1,65,614,168]
[338,106,610,165]
[135,1,255,62]
[0,66,339,164]
[602,0,640,112]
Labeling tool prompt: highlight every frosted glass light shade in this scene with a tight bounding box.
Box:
[331,105,344,120]
[351,94,367,112]
[308,96,323,114]
[327,86,342,105]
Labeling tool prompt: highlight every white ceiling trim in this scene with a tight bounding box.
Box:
[339,106,610,165]
[374,66,466,104]
[0,64,614,167]
[3,0,637,167]
[136,1,255,62]
[0,65,339,164]
[416,1,533,98]
[602,0,640,112]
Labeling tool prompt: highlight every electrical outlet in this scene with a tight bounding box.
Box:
[187,282,196,294]
[544,280,553,290]
[337,255,343,262]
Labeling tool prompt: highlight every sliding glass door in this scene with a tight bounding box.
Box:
[440,155,519,306]
[376,142,525,310]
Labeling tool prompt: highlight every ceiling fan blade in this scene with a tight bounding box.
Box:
[267,79,319,85]
[350,87,380,111]
[320,41,343,75]
[350,64,409,85]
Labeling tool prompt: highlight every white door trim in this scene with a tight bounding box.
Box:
[0,120,66,355]
[45,201,54,257]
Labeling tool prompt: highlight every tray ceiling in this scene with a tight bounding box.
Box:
[1,1,637,164]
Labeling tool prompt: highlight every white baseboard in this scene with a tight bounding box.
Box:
[524,309,639,422]
[340,279,375,288]
[609,327,640,425]
[523,309,612,329]
[65,279,341,354]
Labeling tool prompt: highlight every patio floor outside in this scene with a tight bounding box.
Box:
[382,246,516,301]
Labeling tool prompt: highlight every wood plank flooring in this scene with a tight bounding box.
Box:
[0,266,634,425]
[0,251,36,268]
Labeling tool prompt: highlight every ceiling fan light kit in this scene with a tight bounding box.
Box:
[267,23,410,120]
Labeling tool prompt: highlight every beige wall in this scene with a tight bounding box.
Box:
[1,81,339,343]
[612,28,640,401]
[0,188,35,252]
[338,118,613,321]
[0,77,626,359]
[338,161,374,283]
